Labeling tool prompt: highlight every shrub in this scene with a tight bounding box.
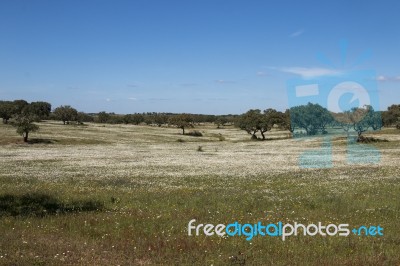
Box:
[177,138,185,143]
[197,146,203,152]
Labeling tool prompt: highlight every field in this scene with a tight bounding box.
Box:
[0,121,399,265]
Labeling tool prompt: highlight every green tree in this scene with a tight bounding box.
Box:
[169,114,194,135]
[97,111,110,123]
[382,104,400,127]
[0,101,15,124]
[123,113,144,125]
[215,117,228,129]
[13,99,29,114]
[53,105,78,125]
[259,108,282,139]
[349,107,370,137]
[237,109,282,140]
[236,109,263,139]
[12,114,39,142]
[335,110,353,137]
[28,101,52,120]
[364,106,382,130]
[76,112,94,123]
[132,113,145,125]
[290,103,333,135]
[122,114,133,124]
[280,109,294,133]
[153,114,168,127]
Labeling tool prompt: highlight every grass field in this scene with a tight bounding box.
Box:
[0,121,399,265]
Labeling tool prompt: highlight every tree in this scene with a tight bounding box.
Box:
[53,105,78,124]
[76,112,94,123]
[382,104,400,127]
[0,101,15,124]
[13,99,29,114]
[29,101,52,120]
[123,113,144,125]
[169,114,194,135]
[364,106,382,130]
[280,109,294,133]
[12,114,39,142]
[349,107,370,138]
[215,117,228,129]
[259,108,281,140]
[335,110,353,137]
[133,113,146,125]
[236,109,263,139]
[236,109,281,140]
[123,114,133,124]
[290,103,333,135]
[97,111,110,123]
[153,114,168,127]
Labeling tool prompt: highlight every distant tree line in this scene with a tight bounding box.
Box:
[235,103,397,141]
[0,100,238,140]
[1,99,399,142]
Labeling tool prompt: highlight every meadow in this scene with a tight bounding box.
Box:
[0,121,399,265]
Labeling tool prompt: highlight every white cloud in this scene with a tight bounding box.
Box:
[290,29,304,37]
[215,79,235,84]
[377,75,387,81]
[274,67,342,78]
[256,71,267,77]
[376,75,400,82]
[128,97,137,100]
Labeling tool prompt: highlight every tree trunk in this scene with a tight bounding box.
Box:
[260,130,266,140]
[23,132,28,142]
[182,127,185,135]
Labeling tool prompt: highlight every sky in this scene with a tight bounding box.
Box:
[0,0,399,115]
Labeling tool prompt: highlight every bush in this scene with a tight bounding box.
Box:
[197,146,203,152]
[177,138,185,142]
[187,130,203,137]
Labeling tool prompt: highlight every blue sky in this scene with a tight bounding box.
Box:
[0,0,399,114]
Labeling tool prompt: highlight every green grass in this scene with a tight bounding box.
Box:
[0,122,399,265]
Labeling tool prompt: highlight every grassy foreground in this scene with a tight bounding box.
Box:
[0,122,399,265]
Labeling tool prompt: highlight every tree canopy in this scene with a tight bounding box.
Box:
[54,105,78,125]
[169,114,194,135]
[236,108,284,140]
[289,103,333,135]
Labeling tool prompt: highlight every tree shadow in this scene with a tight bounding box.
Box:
[0,193,104,217]
[27,138,57,144]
